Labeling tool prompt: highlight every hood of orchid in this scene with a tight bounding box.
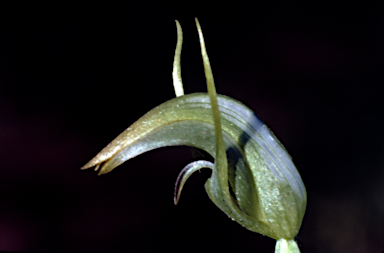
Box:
[82,18,306,252]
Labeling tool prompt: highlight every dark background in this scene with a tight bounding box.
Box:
[0,2,383,252]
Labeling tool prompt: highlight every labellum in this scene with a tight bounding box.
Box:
[82,19,306,253]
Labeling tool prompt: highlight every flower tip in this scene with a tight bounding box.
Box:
[97,166,110,176]
[173,194,180,205]
[94,164,100,171]
[173,173,183,205]
[80,163,100,171]
[80,164,91,170]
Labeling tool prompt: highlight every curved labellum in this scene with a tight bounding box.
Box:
[82,19,306,252]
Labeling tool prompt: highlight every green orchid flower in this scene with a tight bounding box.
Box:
[82,19,306,253]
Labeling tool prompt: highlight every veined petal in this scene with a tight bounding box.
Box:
[82,93,306,239]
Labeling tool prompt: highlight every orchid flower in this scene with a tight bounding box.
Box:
[82,19,307,253]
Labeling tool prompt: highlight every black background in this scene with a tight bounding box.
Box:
[0,2,383,252]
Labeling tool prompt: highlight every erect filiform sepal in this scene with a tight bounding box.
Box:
[82,19,306,253]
